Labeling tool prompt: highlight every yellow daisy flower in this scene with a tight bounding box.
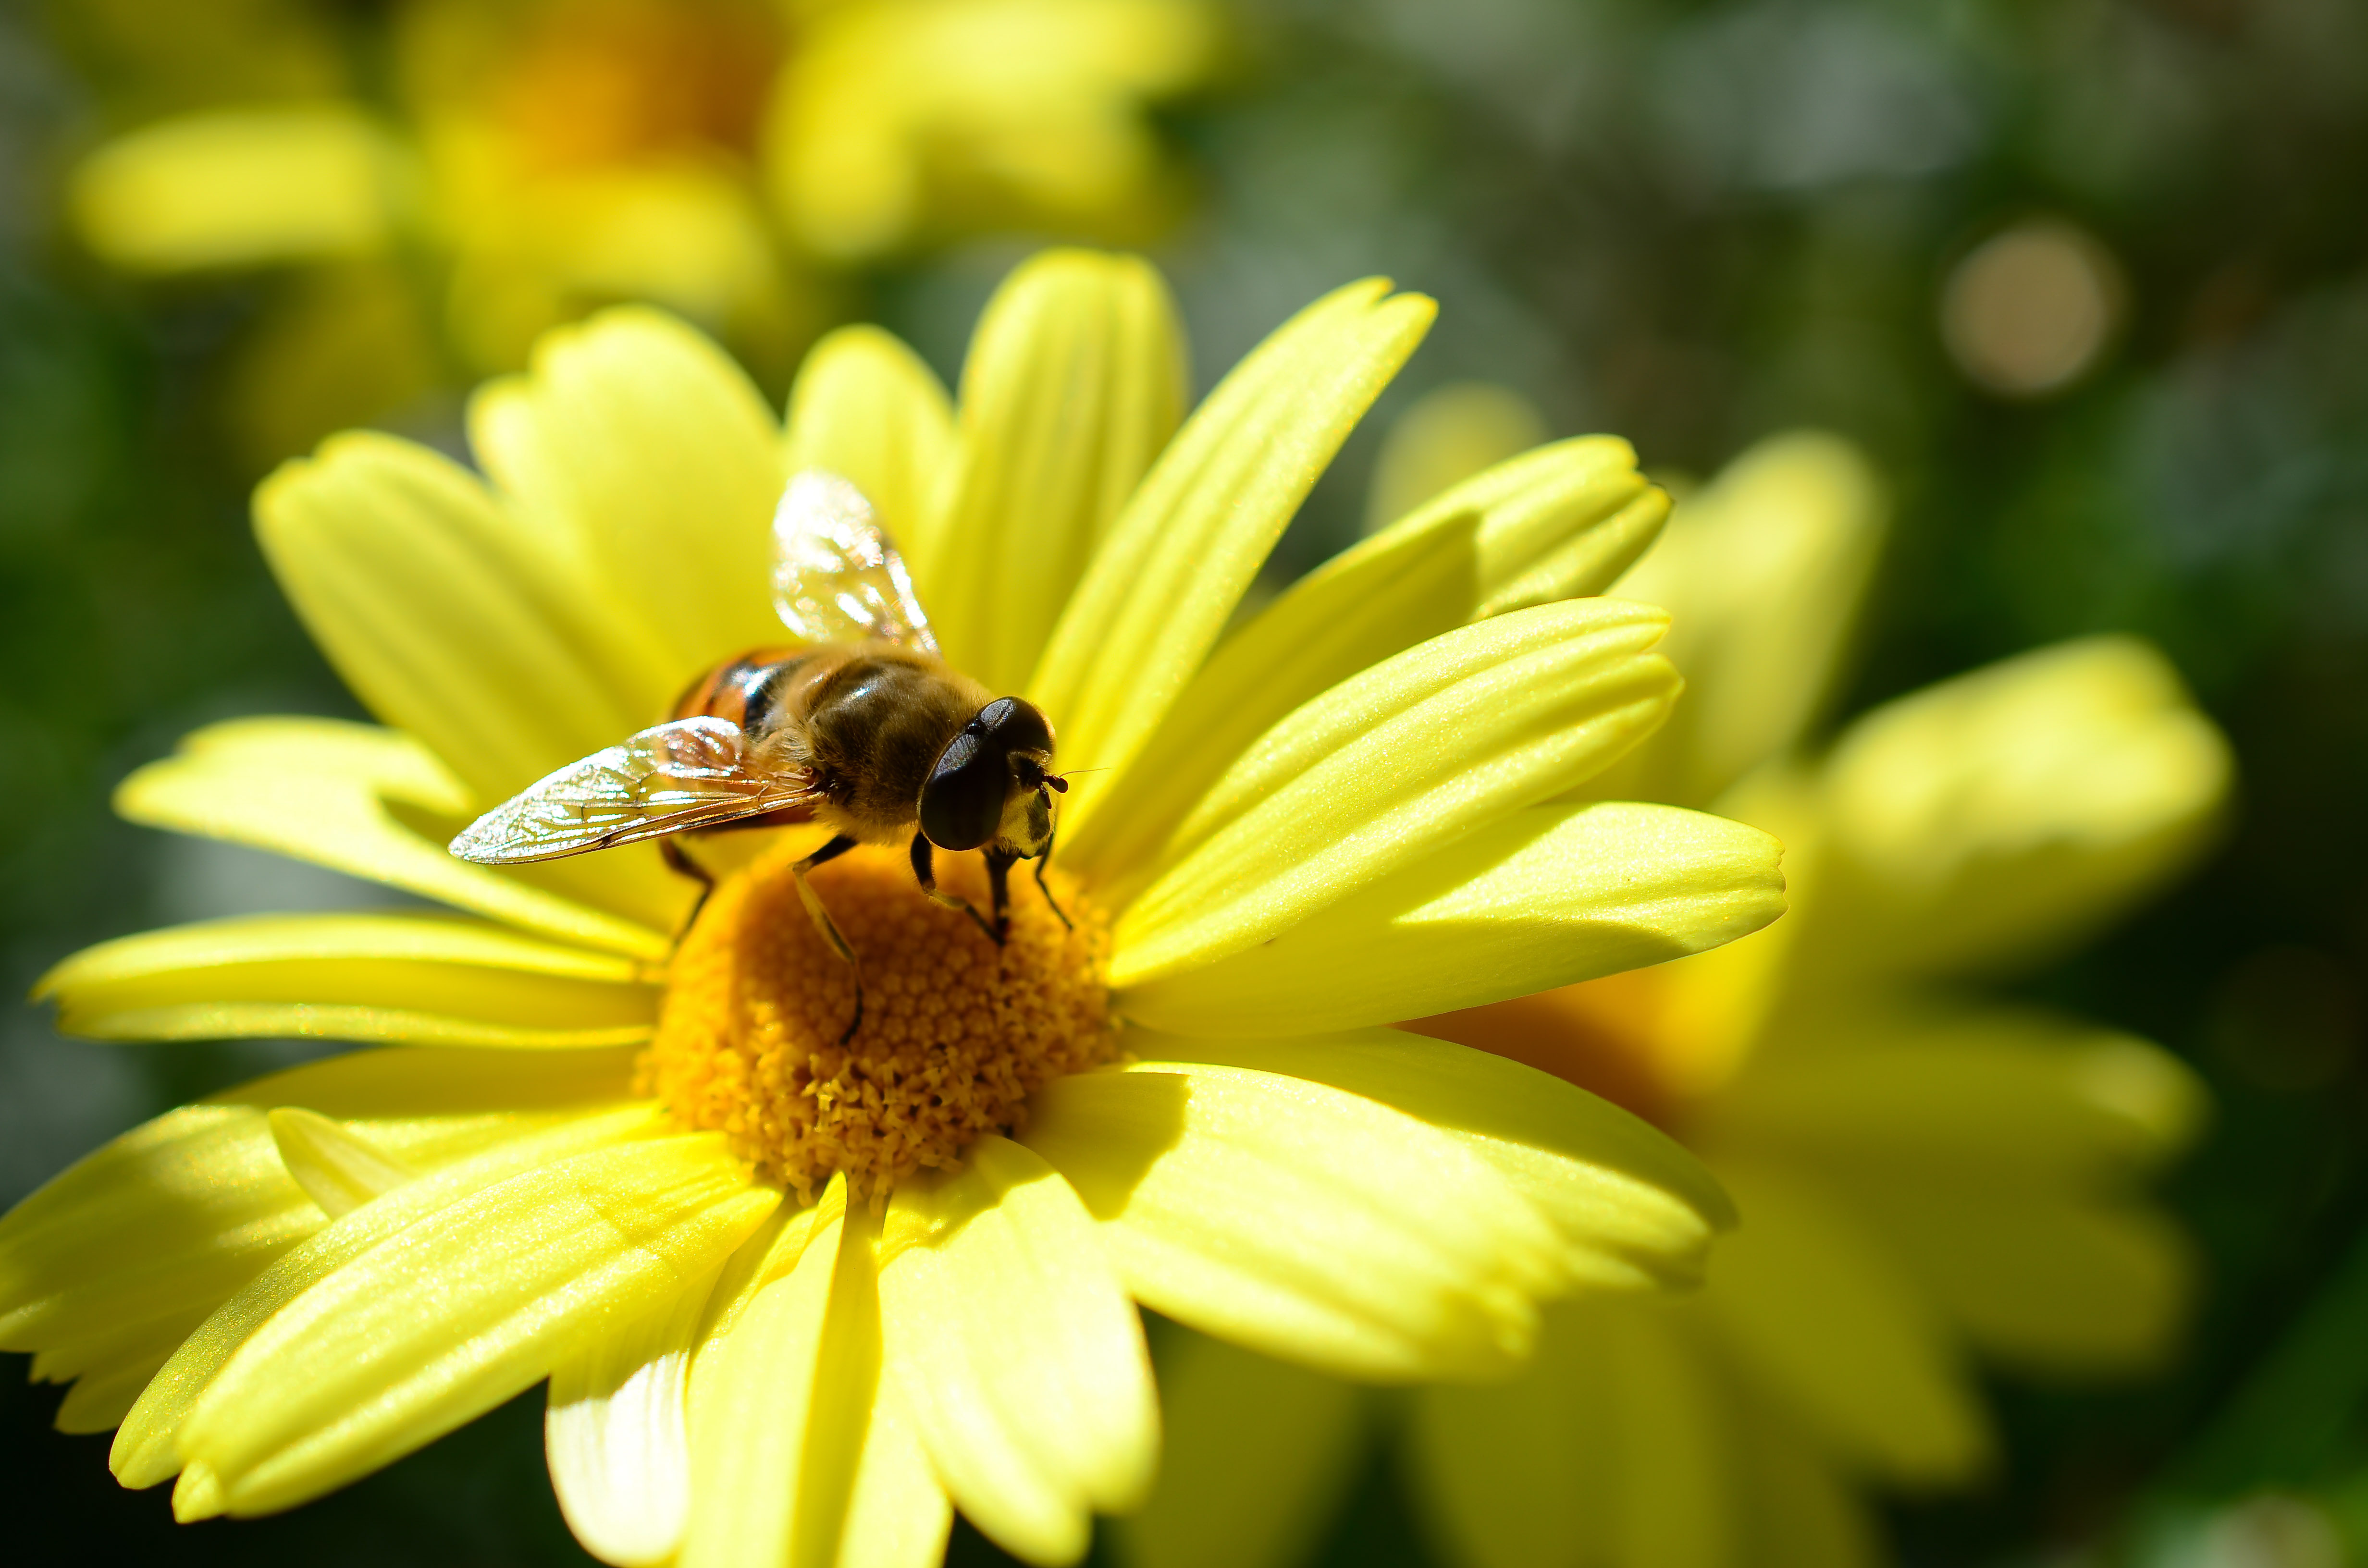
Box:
[5,254,1790,1566]
[62,0,1214,451]
[1115,416,2232,1568]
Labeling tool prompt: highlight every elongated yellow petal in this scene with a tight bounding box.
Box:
[0,1106,317,1359]
[1110,602,1681,982]
[1409,1298,1735,1568]
[917,251,1186,692]
[257,431,657,805]
[680,1181,909,1568]
[1848,1184,2193,1373]
[1806,635,2231,979]
[1135,1028,1729,1290]
[782,325,955,561]
[54,1342,186,1436]
[1702,1008,2207,1181]
[547,1266,723,1567]
[1110,1331,1365,1568]
[1065,436,1667,882]
[1021,1062,1557,1381]
[1701,1160,1988,1483]
[37,912,661,1047]
[266,1110,412,1219]
[115,718,674,960]
[115,1103,660,1490]
[71,105,400,272]
[834,1375,953,1568]
[1117,802,1783,1033]
[1596,430,1889,808]
[879,1136,1156,1565]
[178,1137,776,1518]
[465,306,785,684]
[1031,279,1435,803]
[1729,1384,1880,1568]
[2,1047,641,1400]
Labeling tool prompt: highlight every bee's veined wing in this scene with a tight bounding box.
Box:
[771,468,939,653]
[448,717,816,864]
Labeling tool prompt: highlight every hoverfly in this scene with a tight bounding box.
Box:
[449,470,1070,1042]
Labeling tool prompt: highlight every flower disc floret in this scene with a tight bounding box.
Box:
[641,840,1115,1198]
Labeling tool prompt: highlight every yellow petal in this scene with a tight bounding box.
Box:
[1849,1185,2194,1373]
[266,1109,412,1219]
[0,1106,317,1359]
[782,325,956,561]
[1066,436,1668,883]
[1109,1330,1365,1568]
[880,1136,1156,1565]
[179,1137,776,1517]
[466,306,785,685]
[55,1344,185,1436]
[915,251,1186,692]
[1596,430,1889,808]
[1807,635,2232,978]
[679,1181,922,1568]
[1703,1006,2208,1182]
[1021,1062,1556,1381]
[71,104,401,272]
[1729,1385,1880,1568]
[1364,381,1551,533]
[1110,602,1682,983]
[36,912,661,1048]
[256,430,654,805]
[833,1375,953,1568]
[1136,1028,1729,1290]
[1701,1160,1988,1483]
[115,718,674,960]
[114,1102,658,1490]
[1117,802,1784,1034]
[1030,278,1435,806]
[1407,1297,1735,1568]
[2,1048,640,1392]
[547,1266,722,1567]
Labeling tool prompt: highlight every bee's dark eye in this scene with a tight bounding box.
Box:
[920,697,1057,851]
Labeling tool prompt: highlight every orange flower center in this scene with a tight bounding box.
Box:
[491,0,783,173]
[640,839,1115,1199]
[1409,970,1686,1133]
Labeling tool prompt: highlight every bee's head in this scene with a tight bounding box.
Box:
[920,697,1062,857]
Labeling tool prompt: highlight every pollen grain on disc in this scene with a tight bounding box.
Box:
[639,839,1114,1198]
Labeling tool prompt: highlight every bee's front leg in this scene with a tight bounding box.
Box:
[910,834,999,945]
[792,833,866,1043]
[984,848,1019,946]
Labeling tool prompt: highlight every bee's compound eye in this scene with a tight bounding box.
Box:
[920,729,1002,852]
[920,698,1057,853]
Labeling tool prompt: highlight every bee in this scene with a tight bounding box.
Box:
[449,469,1070,1042]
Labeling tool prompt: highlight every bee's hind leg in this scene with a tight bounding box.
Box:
[910,833,1000,945]
[659,838,715,940]
[792,834,867,1043]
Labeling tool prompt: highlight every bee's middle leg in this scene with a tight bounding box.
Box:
[791,833,866,1043]
[910,834,1000,945]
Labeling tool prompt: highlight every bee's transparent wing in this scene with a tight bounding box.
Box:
[449,717,816,864]
[771,469,939,653]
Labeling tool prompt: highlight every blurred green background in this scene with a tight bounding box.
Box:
[4,0,2367,1563]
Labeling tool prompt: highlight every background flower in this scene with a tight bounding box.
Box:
[1111,415,2230,1568]
[56,0,1213,459]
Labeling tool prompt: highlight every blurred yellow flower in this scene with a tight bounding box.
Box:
[63,0,1215,457]
[1115,408,2231,1568]
[3,257,1792,1565]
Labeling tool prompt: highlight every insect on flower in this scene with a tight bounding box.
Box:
[449,469,1071,1041]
